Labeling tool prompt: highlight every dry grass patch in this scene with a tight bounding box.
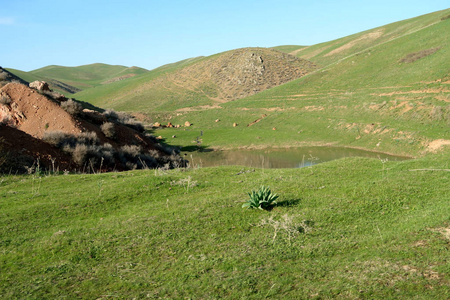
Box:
[399,47,441,64]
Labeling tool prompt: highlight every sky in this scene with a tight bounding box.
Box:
[1,0,449,71]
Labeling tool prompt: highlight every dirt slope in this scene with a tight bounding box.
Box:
[161,47,317,102]
[0,83,83,138]
[0,82,185,173]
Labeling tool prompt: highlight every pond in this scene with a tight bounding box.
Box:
[183,147,410,169]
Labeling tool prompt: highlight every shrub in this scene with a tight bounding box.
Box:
[103,109,145,133]
[72,144,89,165]
[100,122,116,138]
[0,94,11,105]
[121,118,145,133]
[243,186,279,210]
[76,131,99,146]
[42,131,74,147]
[61,99,83,115]
[102,109,119,121]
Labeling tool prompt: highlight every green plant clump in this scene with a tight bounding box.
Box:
[243,185,279,210]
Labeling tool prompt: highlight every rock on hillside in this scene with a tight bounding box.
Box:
[156,47,317,102]
[0,82,186,173]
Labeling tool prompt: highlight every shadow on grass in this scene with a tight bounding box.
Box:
[181,145,213,152]
[276,199,301,208]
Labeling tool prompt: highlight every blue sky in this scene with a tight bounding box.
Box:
[1,0,449,71]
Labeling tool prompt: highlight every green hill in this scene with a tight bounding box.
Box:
[275,9,449,68]
[116,8,448,158]
[74,48,317,113]
[7,63,149,95]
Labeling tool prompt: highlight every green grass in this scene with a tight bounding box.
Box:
[7,63,150,95]
[1,9,449,298]
[71,8,450,157]
[29,63,149,89]
[1,153,449,298]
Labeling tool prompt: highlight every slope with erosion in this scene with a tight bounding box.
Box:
[74,48,317,113]
[151,9,450,157]
[275,8,450,68]
[0,82,185,173]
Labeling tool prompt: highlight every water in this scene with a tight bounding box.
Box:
[184,147,410,169]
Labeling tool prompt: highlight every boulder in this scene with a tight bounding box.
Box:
[29,81,51,92]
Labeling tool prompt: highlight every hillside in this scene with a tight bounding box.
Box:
[6,63,149,95]
[274,9,450,68]
[5,68,81,95]
[139,8,450,157]
[0,81,185,173]
[74,48,317,113]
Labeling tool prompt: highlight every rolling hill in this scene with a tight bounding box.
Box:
[6,63,149,95]
[73,48,317,113]
[103,7,448,157]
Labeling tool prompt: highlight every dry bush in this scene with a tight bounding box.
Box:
[72,144,89,165]
[119,145,157,169]
[60,99,83,115]
[120,145,142,157]
[76,131,99,145]
[102,109,145,133]
[43,131,74,147]
[0,94,11,105]
[103,109,119,121]
[441,14,450,21]
[399,48,441,64]
[121,118,145,133]
[43,130,185,171]
[100,122,116,138]
[42,90,66,101]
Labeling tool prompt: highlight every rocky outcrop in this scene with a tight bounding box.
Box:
[29,80,51,92]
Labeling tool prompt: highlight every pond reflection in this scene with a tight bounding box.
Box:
[184,147,410,169]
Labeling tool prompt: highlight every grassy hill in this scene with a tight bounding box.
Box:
[274,9,449,68]
[6,63,149,95]
[1,152,449,298]
[74,48,317,113]
[136,8,449,157]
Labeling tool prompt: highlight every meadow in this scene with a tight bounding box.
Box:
[1,8,449,299]
[1,152,449,298]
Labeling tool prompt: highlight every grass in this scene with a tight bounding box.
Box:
[6,63,150,95]
[1,8,449,298]
[0,152,449,298]
[72,8,449,157]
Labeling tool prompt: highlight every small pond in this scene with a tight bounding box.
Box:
[183,147,410,169]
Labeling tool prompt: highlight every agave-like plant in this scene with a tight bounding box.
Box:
[242,185,279,210]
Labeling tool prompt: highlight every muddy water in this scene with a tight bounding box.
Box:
[184,147,410,169]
